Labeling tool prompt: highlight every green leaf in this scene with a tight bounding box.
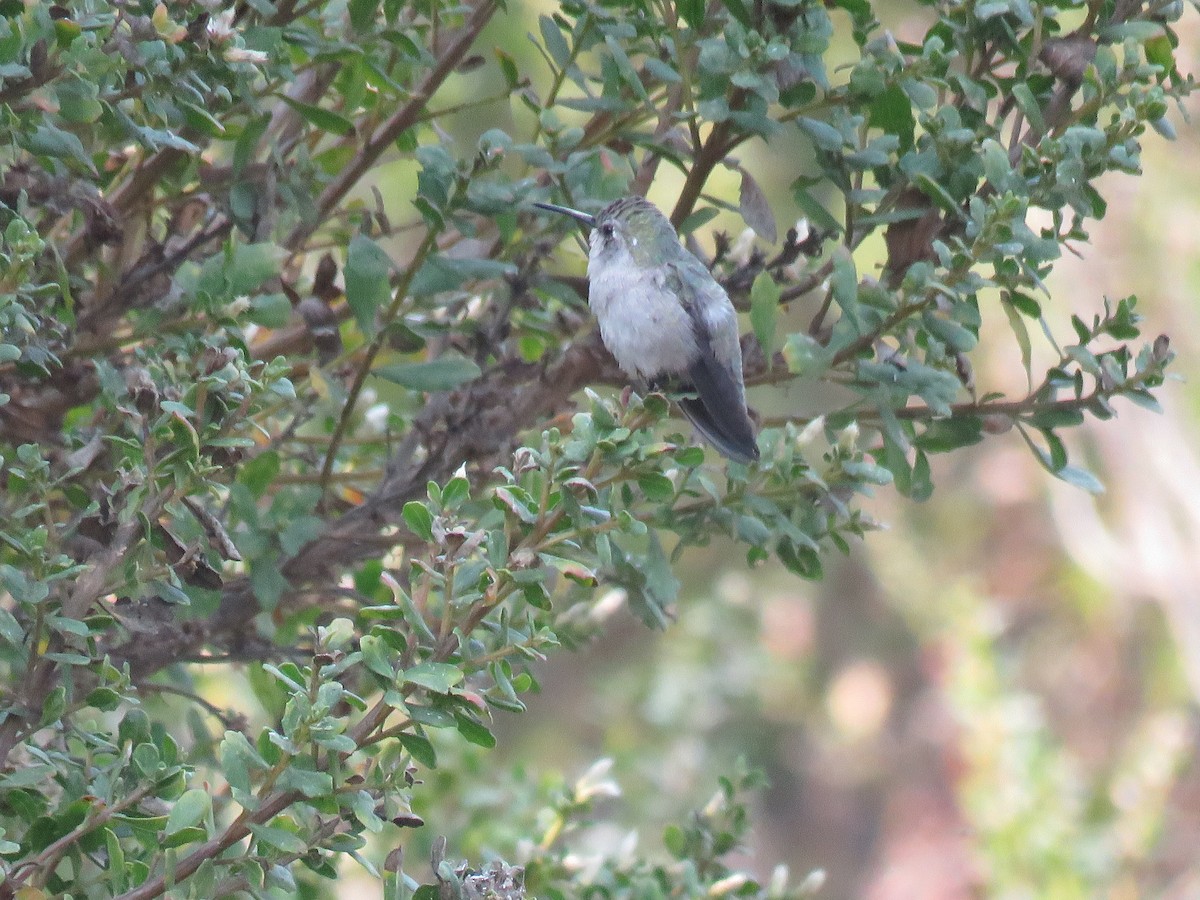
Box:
[248,293,292,328]
[1002,300,1033,390]
[1007,291,1041,318]
[1056,464,1105,494]
[350,790,385,832]
[454,712,496,748]
[198,242,286,298]
[359,634,396,679]
[415,145,456,209]
[981,138,1012,188]
[345,235,393,335]
[239,450,280,498]
[606,36,648,101]
[797,116,844,151]
[56,79,103,123]
[609,535,678,629]
[830,251,858,319]
[40,685,66,727]
[677,207,720,236]
[739,170,777,243]
[403,662,464,694]
[85,686,122,711]
[923,311,978,352]
[867,83,915,150]
[749,271,780,356]
[1099,20,1166,42]
[233,114,270,178]
[493,486,538,523]
[1026,406,1084,430]
[721,0,752,28]
[0,607,23,645]
[277,765,334,799]
[1010,83,1046,136]
[132,742,161,777]
[912,171,961,213]
[915,417,983,453]
[637,472,675,502]
[1040,427,1068,471]
[910,449,933,501]
[495,48,520,88]
[777,539,823,579]
[409,255,516,296]
[643,57,681,85]
[399,732,437,768]
[736,514,772,545]
[1144,35,1176,74]
[1123,389,1162,413]
[842,458,894,485]
[678,0,705,27]
[374,356,481,391]
[248,823,308,854]
[220,730,270,772]
[24,124,95,172]
[180,101,226,137]
[538,14,570,67]
[407,703,456,728]
[279,96,356,136]
[162,826,207,849]
[664,823,687,857]
[402,501,434,541]
[165,789,212,835]
[441,474,470,508]
[53,17,81,47]
[792,184,843,234]
[782,332,828,376]
[348,0,380,30]
[0,764,55,789]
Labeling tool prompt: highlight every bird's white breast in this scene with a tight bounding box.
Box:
[586,245,697,381]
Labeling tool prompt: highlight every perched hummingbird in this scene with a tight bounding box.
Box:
[535,196,760,463]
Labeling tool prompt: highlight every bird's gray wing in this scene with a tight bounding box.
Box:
[665,261,759,463]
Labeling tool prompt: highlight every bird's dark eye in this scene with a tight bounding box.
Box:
[600,222,615,240]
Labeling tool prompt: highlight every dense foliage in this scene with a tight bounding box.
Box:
[0,0,1191,895]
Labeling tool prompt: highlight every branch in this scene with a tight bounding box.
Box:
[109,334,621,681]
[284,0,499,251]
[317,227,440,501]
[670,117,734,229]
[6,780,160,893]
[0,490,168,769]
[63,148,186,268]
[760,391,1100,430]
[115,788,303,900]
[282,334,619,585]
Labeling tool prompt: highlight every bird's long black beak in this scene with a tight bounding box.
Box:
[533,201,596,228]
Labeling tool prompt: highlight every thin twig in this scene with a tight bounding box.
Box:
[285,0,499,251]
[7,781,160,892]
[317,227,440,502]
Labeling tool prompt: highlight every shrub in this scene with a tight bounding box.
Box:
[0,0,1190,895]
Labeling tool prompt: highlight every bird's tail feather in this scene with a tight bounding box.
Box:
[677,396,759,464]
[680,352,760,463]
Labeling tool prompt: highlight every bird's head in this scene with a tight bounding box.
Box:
[534,196,679,268]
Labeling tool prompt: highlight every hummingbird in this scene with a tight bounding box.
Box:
[535,196,759,463]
